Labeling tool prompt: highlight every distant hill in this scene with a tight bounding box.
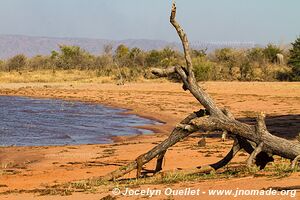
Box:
[0,35,179,59]
[0,34,258,59]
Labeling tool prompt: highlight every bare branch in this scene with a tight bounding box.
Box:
[210,138,241,169]
[222,130,228,142]
[101,111,205,181]
[256,112,267,135]
[221,108,234,141]
[291,155,300,169]
[103,2,300,181]
[189,115,299,163]
[222,108,235,120]
[169,2,223,116]
[247,142,264,167]
[151,66,176,77]
[170,2,193,78]
[155,150,166,173]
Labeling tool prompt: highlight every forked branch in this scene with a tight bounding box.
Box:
[247,142,264,167]
[101,110,206,181]
[102,1,300,181]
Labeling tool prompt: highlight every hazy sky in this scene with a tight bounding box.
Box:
[0,0,299,44]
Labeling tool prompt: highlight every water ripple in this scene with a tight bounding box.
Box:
[0,96,159,146]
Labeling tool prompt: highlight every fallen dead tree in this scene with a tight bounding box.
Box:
[102,1,300,181]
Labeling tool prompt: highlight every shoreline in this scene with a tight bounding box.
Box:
[0,91,174,146]
[1,81,299,144]
[0,82,299,199]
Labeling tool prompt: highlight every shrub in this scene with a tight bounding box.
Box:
[214,48,238,79]
[114,44,130,67]
[0,60,4,71]
[6,54,27,71]
[95,54,112,68]
[288,36,300,81]
[276,70,292,81]
[145,50,162,67]
[28,55,50,70]
[192,48,207,58]
[263,44,282,63]
[129,47,145,67]
[114,67,142,82]
[193,58,214,81]
[239,58,253,81]
[0,43,296,82]
[57,45,93,70]
[247,47,265,64]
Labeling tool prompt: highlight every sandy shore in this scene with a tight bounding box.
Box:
[0,81,299,199]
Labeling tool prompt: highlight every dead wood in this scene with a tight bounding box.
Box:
[102,1,300,181]
[101,110,206,181]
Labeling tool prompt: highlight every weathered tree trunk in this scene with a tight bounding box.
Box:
[101,110,205,181]
[102,1,300,181]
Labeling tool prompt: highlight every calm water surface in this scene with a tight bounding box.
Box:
[0,96,159,146]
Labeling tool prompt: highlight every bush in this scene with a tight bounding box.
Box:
[214,48,238,79]
[129,47,146,67]
[247,47,265,64]
[114,44,130,67]
[0,60,4,71]
[263,44,282,63]
[114,67,142,82]
[145,50,162,67]
[6,54,27,71]
[239,59,253,81]
[0,43,296,82]
[28,55,50,70]
[193,58,214,81]
[276,70,292,81]
[94,55,113,76]
[288,36,300,81]
[57,45,93,70]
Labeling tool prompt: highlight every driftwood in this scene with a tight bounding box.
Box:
[102,1,300,181]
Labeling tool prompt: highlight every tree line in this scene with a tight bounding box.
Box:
[0,36,299,82]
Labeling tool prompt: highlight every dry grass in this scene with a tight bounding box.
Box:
[0,70,171,84]
[2,158,298,196]
[0,70,116,83]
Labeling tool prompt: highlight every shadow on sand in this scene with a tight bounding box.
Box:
[239,114,300,140]
[197,114,299,140]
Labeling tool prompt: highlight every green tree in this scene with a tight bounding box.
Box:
[193,58,214,81]
[192,48,207,58]
[288,36,300,81]
[239,58,253,81]
[215,48,234,62]
[247,47,264,64]
[115,44,129,58]
[263,44,282,63]
[214,48,237,78]
[129,47,145,67]
[114,44,130,67]
[28,55,49,70]
[145,50,162,67]
[50,50,59,60]
[94,55,114,76]
[58,45,92,69]
[160,47,180,67]
[6,54,27,71]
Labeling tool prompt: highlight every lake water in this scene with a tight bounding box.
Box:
[0,96,159,146]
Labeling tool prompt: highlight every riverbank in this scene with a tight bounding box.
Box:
[0,81,299,199]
